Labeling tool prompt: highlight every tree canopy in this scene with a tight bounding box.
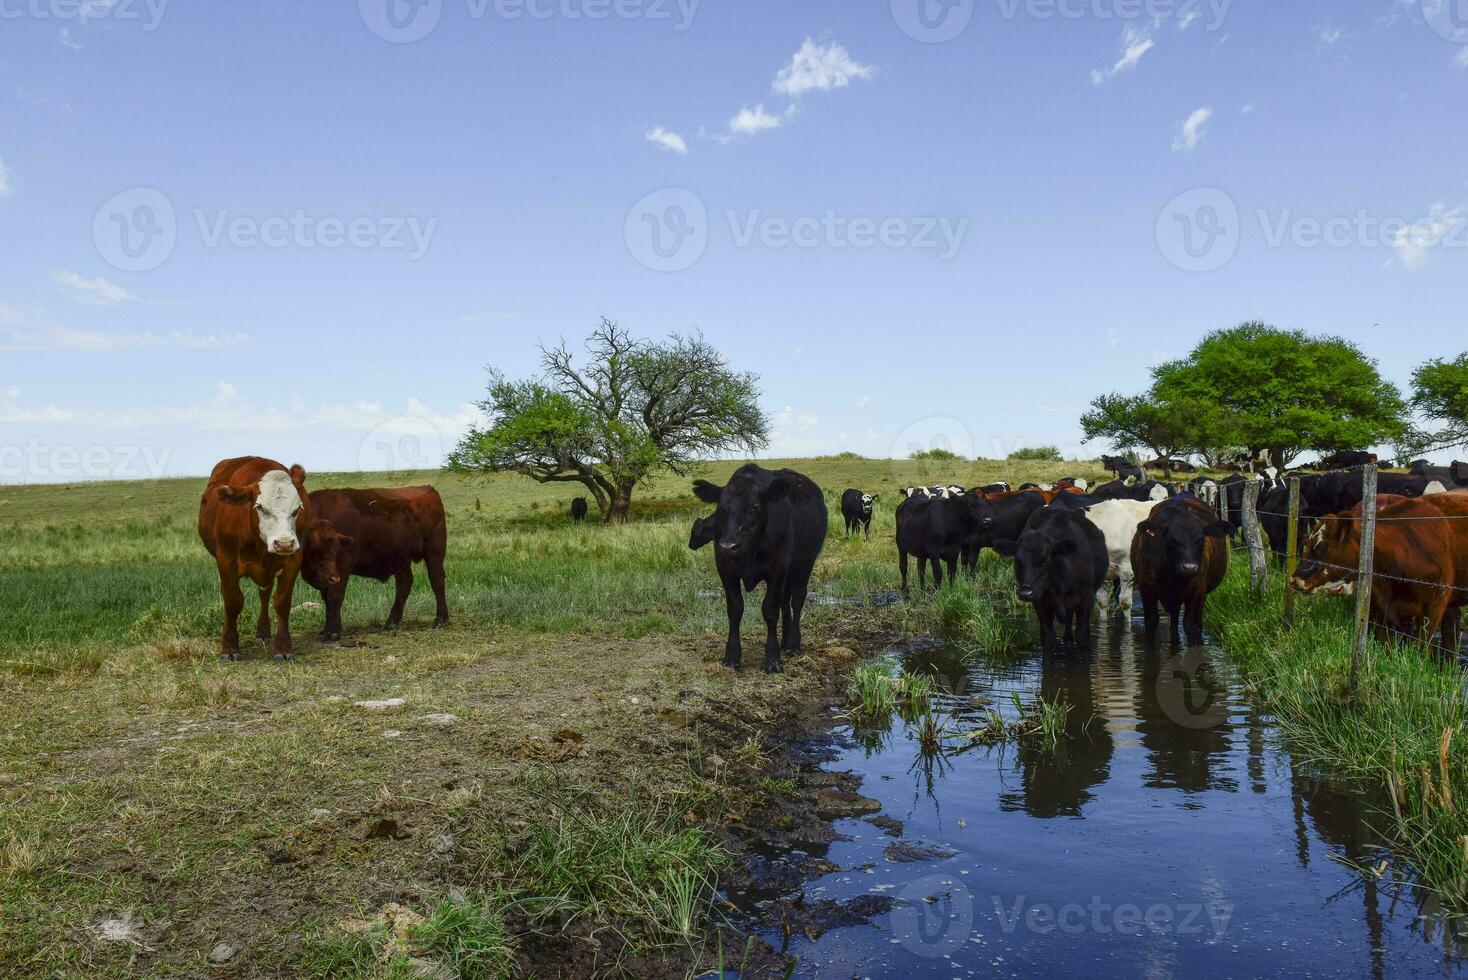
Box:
[448,319,770,522]
[1078,393,1216,473]
[1140,322,1405,468]
[1407,353,1468,453]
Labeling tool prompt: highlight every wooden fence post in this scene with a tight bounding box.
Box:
[1282,477,1301,628]
[1350,464,1378,700]
[1242,479,1267,595]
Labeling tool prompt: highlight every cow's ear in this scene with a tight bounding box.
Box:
[870,494,878,501]
[334,533,354,547]
[289,464,307,488]
[1204,521,1231,538]
[1137,520,1158,538]
[217,484,256,504]
[992,539,1020,558]
[692,480,723,504]
[688,516,715,550]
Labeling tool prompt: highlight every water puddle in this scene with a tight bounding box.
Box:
[734,626,1468,978]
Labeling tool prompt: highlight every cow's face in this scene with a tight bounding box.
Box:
[860,493,875,516]
[688,514,716,550]
[304,521,352,586]
[692,476,788,562]
[1291,518,1357,595]
[1136,510,1228,580]
[1013,530,1075,603]
[218,466,306,555]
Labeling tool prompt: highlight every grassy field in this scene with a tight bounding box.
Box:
[0,456,1092,978]
[2,455,1465,976]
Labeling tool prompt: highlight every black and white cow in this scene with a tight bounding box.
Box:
[1317,450,1376,470]
[690,465,827,673]
[1101,455,1145,481]
[1408,460,1468,487]
[840,488,878,538]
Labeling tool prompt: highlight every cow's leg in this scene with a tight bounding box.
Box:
[780,593,794,651]
[785,573,810,654]
[918,556,928,590]
[899,549,910,595]
[255,581,273,641]
[271,562,298,660]
[385,566,413,629]
[1442,607,1463,662]
[863,519,871,540]
[945,555,959,584]
[931,556,944,589]
[218,561,244,661]
[721,575,744,669]
[1037,605,1058,657]
[761,580,784,674]
[1118,565,1135,618]
[425,553,449,627]
[1165,600,1183,644]
[1183,595,1205,646]
[1141,590,1160,646]
[321,583,346,642]
[1077,601,1094,654]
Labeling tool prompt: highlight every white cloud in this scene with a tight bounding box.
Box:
[1172,106,1214,151]
[1177,9,1199,29]
[51,269,137,306]
[0,304,248,352]
[729,103,783,136]
[0,383,483,438]
[1241,102,1257,115]
[773,38,874,98]
[1091,25,1155,85]
[644,126,688,155]
[1314,25,1344,46]
[60,27,82,50]
[0,158,12,197]
[1391,203,1465,271]
[1455,48,1468,69]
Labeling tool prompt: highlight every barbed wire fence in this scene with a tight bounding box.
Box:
[1214,466,1466,699]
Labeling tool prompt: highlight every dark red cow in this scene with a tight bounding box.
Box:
[302,486,449,641]
[1291,492,1468,655]
[197,456,310,660]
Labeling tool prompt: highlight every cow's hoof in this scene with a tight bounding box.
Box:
[722,654,742,670]
[273,653,292,662]
[763,661,783,675]
[219,652,240,662]
[382,623,401,632]
[432,620,448,630]
[320,632,341,643]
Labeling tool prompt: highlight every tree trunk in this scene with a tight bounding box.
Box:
[604,486,634,524]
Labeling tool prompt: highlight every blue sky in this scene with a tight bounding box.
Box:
[2,0,1466,482]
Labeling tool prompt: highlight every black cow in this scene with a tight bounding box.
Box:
[1101,455,1145,481]
[840,489,877,538]
[994,508,1109,656]
[570,497,588,521]
[1143,457,1197,474]
[977,481,1010,494]
[960,491,1046,573]
[923,493,994,583]
[1090,477,1170,502]
[690,465,827,673]
[896,494,938,592]
[1131,497,1230,646]
[1408,460,1468,487]
[1318,450,1376,470]
[1301,470,1447,518]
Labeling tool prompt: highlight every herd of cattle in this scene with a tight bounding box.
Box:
[194,452,1468,672]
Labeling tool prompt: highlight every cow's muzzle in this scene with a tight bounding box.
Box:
[271,539,299,555]
[718,540,740,556]
[1178,561,1201,577]
[1016,586,1036,602]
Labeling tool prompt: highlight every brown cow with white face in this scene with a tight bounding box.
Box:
[197,456,310,660]
[1291,492,1468,655]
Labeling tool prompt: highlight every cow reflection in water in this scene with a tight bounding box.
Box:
[998,651,1114,819]
[1134,646,1238,794]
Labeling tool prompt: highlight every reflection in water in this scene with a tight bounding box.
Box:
[743,623,1468,979]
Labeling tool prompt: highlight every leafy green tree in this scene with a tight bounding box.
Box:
[448,320,769,523]
[1007,446,1062,462]
[911,448,961,461]
[1408,353,1468,452]
[1078,394,1213,475]
[1152,322,1407,468]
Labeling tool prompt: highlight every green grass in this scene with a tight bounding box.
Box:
[1208,561,1468,914]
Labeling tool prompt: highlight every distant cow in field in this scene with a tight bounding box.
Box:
[1408,460,1468,488]
[1090,477,1170,503]
[1318,450,1376,470]
[1291,492,1468,656]
[1131,496,1230,646]
[197,456,310,661]
[570,497,588,521]
[896,492,994,589]
[977,481,1011,494]
[1143,458,1197,474]
[840,489,877,538]
[995,508,1109,656]
[302,486,449,642]
[1101,455,1145,481]
[690,465,827,673]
